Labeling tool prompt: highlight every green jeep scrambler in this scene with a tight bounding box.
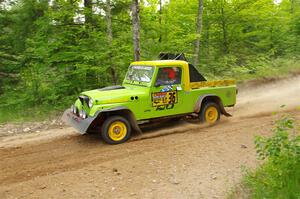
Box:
[62,54,237,144]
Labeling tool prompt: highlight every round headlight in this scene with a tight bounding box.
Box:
[88,98,93,108]
[82,111,87,119]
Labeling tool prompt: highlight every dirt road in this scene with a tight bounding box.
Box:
[1,75,299,199]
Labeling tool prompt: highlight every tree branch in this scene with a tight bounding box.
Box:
[0,72,19,78]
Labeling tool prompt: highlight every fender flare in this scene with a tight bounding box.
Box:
[193,94,232,117]
[93,106,142,134]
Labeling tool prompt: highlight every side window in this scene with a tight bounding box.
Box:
[156,67,182,86]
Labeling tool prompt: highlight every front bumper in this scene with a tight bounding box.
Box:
[62,109,96,134]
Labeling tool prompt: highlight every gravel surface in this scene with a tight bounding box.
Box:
[0,75,299,199]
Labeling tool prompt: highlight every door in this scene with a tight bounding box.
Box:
[149,66,185,118]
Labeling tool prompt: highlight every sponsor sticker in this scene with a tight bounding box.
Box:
[152,91,178,107]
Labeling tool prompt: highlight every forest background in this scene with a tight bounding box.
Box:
[0,0,299,122]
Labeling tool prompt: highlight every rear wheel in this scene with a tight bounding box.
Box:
[101,116,131,144]
[200,102,220,124]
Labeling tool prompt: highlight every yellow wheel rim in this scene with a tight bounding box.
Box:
[205,106,218,124]
[108,121,127,141]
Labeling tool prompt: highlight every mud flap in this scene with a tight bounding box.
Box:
[220,106,232,117]
[61,109,96,134]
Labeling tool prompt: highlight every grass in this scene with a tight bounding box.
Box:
[229,159,300,199]
[197,57,300,83]
[234,58,300,82]
[0,105,65,124]
[244,161,300,199]
[228,116,300,199]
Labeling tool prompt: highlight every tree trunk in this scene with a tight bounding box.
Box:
[159,0,162,43]
[64,0,75,24]
[84,0,93,25]
[193,0,204,67]
[205,0,210,63]
[290,0,295,14]
[131,0,141,61]
[106,0,118,84]
[220,3,228,54]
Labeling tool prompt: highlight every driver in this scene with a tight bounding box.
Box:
[156,67,179,85]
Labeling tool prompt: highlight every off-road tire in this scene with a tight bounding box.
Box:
[200,102,221,124]
[101,116,131,144]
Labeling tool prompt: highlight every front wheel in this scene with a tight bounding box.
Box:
[200,102,220,124]
[101,116,131,144]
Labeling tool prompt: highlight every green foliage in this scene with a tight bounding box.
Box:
[244,116,300,199]
[0,0,300,123]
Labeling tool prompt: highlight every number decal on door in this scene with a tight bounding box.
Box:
[152,91,178,107]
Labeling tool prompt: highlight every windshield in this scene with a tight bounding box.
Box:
[126,65,154,83]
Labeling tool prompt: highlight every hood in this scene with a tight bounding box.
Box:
[81,85,148,105]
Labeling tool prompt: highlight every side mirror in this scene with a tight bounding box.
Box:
[176,86,182,91]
